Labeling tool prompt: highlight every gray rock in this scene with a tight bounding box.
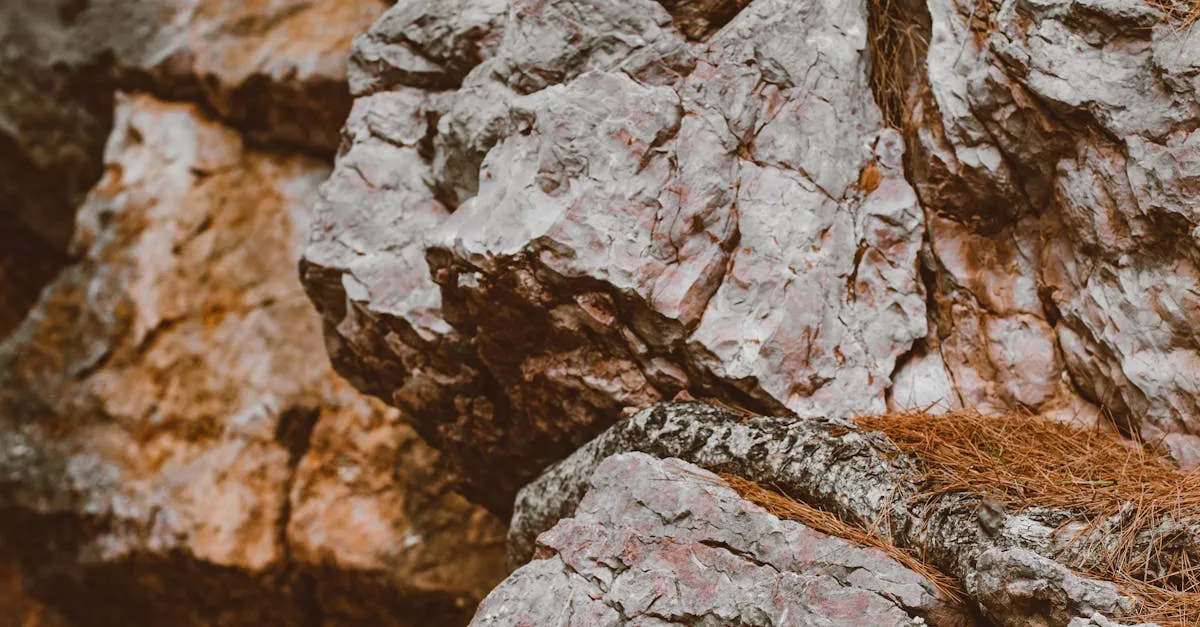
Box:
[509,402,1159,626]
[304,0,928,515]
[473,451,959,626]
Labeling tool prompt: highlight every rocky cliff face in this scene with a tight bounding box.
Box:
[898,0,1200,464]
[2,0,1198,625]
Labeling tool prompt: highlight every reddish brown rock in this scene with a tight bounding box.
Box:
[0,0,386,251]
[0,94,505,626]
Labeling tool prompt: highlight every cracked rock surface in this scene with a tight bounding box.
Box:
[472,451,960,626]
[304,0,929,516]
[894,0,1200,464]
[304,0,1200,516]
[509,402,1171,626]
[0,94,506,626]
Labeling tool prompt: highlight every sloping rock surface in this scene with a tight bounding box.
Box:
[473,451,960,626]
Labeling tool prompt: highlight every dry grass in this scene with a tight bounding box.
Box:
[719,473,969,607]
[856,410,1200,625]
[1148,0,1200,28]
[867,0,930,129]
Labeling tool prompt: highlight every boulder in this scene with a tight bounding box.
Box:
[304,0,928,516]
[304,0,1200,510]
[0,94,506,626]
[474,451,962,626]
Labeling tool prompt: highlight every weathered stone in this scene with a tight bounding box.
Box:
[0,94,506,626]
[509,402,1162,626]
[967,548,1135,627]
[304,0,928,515]
[0,0,386,251]
[474,452,960,626]
[902,0,1200,457]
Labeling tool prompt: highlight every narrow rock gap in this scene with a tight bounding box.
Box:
[272,405,323,623]
[654,0,755,42]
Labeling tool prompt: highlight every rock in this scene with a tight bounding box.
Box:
[0,94,506,626]
[967,548,1135,627]
[304,0,928,516]
[0,0,386,251]
[473,451,959,626]
[1068,614,1157,627]
[508,402,1163,626]
[902,0,1200,447]
[304,0,1200,521]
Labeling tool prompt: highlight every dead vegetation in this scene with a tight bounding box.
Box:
[856,410,1200,625]
[1148,0,1200,28]
[867,0,930,129]
[721,473,970,608]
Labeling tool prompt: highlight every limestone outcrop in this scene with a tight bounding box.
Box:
[301,0,1200,516]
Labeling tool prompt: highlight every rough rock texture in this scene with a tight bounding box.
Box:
[303,0,1200,516]
[0,0,386,251]
[509,402,1163,626]
[893,0,1200,462]
[0,94,506,626]
[304,0,930,515]
[473,452,962,626]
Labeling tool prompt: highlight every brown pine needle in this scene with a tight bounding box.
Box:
[719,473,969,608]
[856,410,1200,625]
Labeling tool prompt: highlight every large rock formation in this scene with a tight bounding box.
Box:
[2,0,1197,624]
[0,1,515,623]
[895,0,1200,462]
[301,0,1200,516]
[303,0,929,516]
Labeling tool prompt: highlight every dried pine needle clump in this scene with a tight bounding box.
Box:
[1148,0,1200,28]
[856,410,1200,625]
[720,473,968,607]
